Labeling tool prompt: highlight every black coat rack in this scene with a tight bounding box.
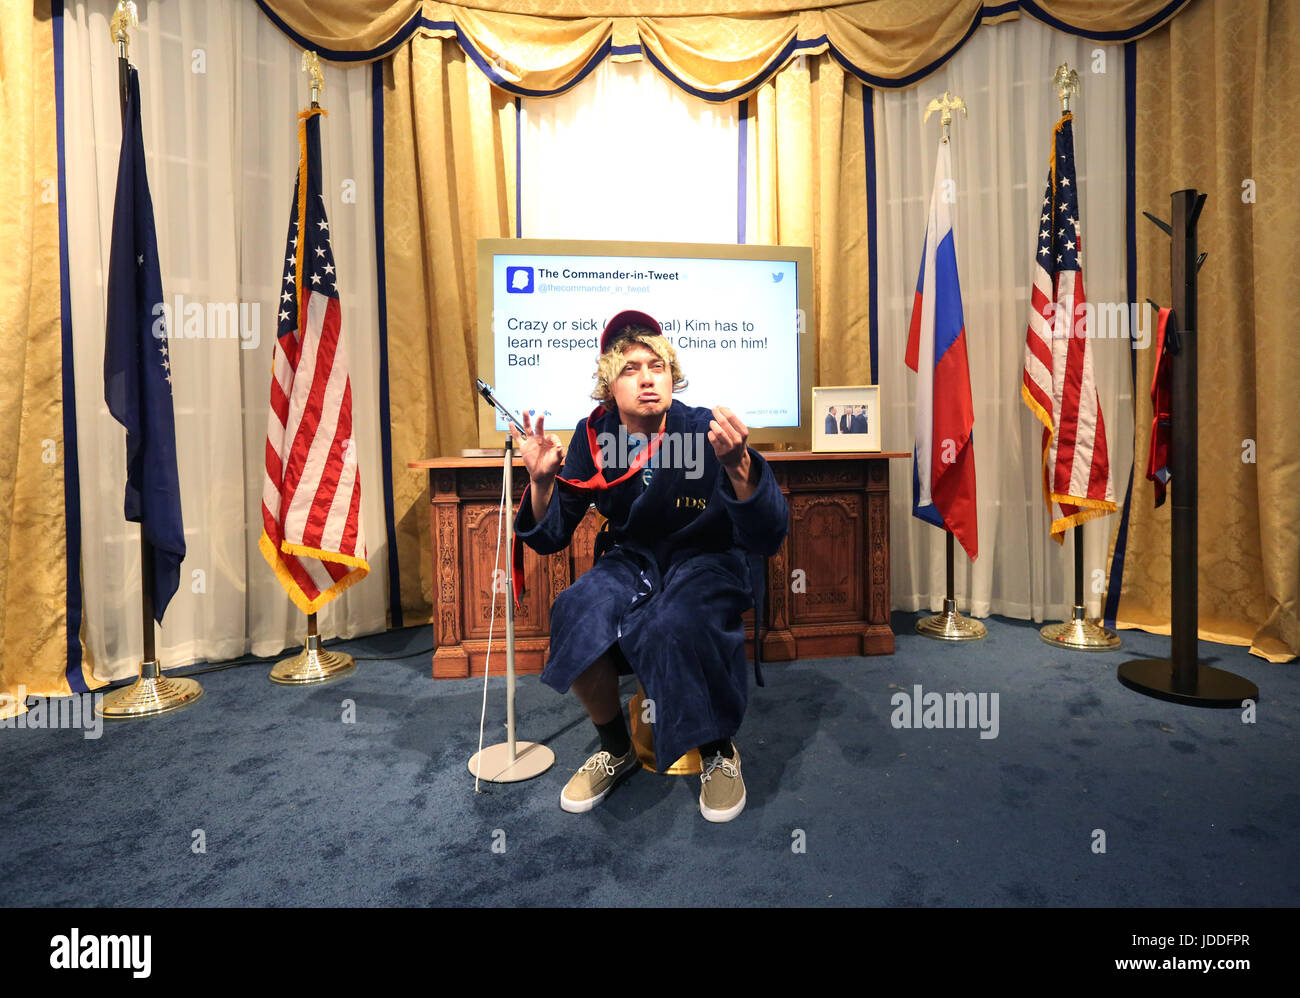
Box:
[1118,189,1258,707]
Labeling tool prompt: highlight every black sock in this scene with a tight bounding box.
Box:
[699,738,733,760]
[595,713,631,758]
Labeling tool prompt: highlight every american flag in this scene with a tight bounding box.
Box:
[260,108,368,612]
[1021,113,1116,542]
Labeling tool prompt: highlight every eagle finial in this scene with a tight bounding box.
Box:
[1054,62,1080,113]
[110,1,138,55]
[302,50,325,106]
[924,91,967,144]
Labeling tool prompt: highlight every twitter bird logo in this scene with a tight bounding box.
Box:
[771,272,784,283]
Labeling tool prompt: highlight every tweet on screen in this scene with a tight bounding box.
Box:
[488,251,805,433]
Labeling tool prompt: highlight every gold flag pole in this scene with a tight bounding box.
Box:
[98,0,204,719]
[914,91,985,642]
[270,51,355,685]
[1038,62,1121,652]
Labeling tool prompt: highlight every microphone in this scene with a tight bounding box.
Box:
[476,378,527,434]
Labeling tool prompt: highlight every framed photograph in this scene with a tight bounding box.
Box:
[812,385,881,453]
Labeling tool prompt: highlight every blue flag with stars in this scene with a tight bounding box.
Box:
[104,66,185,623]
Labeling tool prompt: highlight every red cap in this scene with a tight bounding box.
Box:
[599,309,661,354]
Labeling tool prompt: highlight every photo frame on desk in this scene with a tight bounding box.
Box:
[812,385,881,453]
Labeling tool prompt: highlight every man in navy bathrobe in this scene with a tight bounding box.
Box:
[511,309,789,822]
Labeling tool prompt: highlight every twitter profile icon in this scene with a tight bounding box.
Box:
[506,266,534,293]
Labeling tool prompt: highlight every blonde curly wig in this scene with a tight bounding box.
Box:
[590,325,688,410]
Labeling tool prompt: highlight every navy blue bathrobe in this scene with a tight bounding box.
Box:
[514,399,789,771]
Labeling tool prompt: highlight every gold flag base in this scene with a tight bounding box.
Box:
[916,598,987,641]
[1040,606,1121,651]
[96,660,204,720]
[270,633,356,685]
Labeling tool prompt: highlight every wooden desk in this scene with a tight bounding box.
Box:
[409,451,909,678]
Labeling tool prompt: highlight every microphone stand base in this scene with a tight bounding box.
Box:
[469,741,555,783]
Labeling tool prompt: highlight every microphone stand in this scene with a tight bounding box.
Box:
[467,381,555,783]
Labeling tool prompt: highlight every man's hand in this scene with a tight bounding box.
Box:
[511,411,564,521]
[511,410,564,484]
[709,405,756,500]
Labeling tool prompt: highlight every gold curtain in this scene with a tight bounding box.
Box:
[1116,0,1299,661]
[382,38,517,621]
[751,58,870,387]
[0,0,91,718]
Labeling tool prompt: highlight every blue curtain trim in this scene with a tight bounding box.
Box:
[52,0,87,692]
[1104,40,1140,629]
[737,97,748,243]
[863,82,879,387]
[515,96,523,237]
[371,61,403,629]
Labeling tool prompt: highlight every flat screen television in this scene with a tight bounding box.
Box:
[475,238,814,451]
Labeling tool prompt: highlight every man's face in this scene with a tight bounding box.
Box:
[611,343,672,424]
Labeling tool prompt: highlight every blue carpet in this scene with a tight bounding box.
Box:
[2,614,1296,907]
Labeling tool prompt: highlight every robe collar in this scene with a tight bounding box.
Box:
[512,401,677,605]
[556,402,670,494]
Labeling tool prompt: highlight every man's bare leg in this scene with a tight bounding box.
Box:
[570,650,620,725]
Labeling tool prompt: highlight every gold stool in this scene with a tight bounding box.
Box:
[627,683,701,775]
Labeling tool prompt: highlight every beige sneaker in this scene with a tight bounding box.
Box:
[559,748,640,813]
[699,747,746,822]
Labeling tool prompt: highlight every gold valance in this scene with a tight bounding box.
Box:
[417,0,1189,97]
[260,1,1192,90]
[254,0,425,61]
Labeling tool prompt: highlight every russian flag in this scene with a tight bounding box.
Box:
[905,140,978,561]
